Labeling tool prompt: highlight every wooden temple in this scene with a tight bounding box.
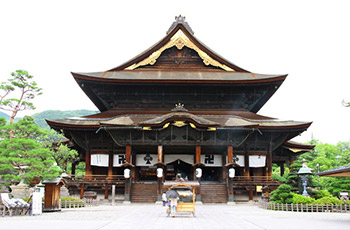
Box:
[46,16,314,203]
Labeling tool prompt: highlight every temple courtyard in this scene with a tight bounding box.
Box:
[1,203,349,230]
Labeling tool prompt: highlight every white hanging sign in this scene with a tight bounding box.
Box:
[200,154,222,167]
[164,154,194,165]
[136,154,157,166]
[249,155,266,168]
[32,191,42,215]
[91,154,109,167]
[113,154,126,166]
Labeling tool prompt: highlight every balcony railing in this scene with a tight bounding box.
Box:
[230,176,281,186]
[63,175,125,185]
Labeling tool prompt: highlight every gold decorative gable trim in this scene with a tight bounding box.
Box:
[125,30,234,71]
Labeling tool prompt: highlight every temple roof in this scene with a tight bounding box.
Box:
[107,16,248,72]
[46,109,312,131]
[282,141,315,154]
[72,71,286,83]
[317,165,350,177]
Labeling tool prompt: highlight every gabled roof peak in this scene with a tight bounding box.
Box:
[167,15,194,35]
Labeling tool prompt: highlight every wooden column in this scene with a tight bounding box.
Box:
[244,148,250,179]
[280,163,285,176]
[104,185,109,199]
[222,151,227,182]
[125,145,131,163]
[85,150,91,178]
[267,143,273,177]
[132,151,137,181]
[157,145,164,202]
[227,146,233,163]
[249,189,254,201]
[108,152,113,180]
[125,145,132,202]
[158,145,163,163]
[71,162,76,177]
[80,184,84,199]
[195,145,201,164]
[226,145,234,202]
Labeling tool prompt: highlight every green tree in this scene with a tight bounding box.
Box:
[40,129,79,172]
[0,70,42,123]
[0,116,61,186]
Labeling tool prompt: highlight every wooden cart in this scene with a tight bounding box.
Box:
[163,181,199,217]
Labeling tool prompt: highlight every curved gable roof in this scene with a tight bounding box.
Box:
[108,17,248,72]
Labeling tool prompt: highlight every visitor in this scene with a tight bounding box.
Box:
[162,192,167,206]
[169,197,178,217]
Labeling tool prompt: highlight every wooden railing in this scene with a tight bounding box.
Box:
[259,200,350,213]
[230,176,281,186]
[63,175,125,184]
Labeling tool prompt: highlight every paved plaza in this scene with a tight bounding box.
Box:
[1,203,349,230]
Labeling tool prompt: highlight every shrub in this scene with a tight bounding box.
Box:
[312,190,331,199]
[292,194,315,204]
[271,174,288,183]
[313,196,343,205]
[270,184,294,204]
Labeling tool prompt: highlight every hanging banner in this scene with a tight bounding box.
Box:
[136,154,158,166]
[200,154,222,167]
[235,155,245,167]
[164,154,194,165]
[249,155,266,167]
[91,154,109,167]
[113,154,126,166]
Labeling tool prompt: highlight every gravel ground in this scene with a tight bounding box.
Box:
[1,203,349,230]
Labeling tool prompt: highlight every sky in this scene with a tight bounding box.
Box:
[0,0,350,145]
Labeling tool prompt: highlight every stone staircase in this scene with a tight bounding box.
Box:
[130,183,158,203]
[200,183,228,203]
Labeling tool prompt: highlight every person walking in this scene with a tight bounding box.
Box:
[169,197,178,217]
[162,192,167,206]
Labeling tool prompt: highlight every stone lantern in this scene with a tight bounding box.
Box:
[297,159,313,197]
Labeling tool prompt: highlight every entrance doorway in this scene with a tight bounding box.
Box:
[166,160,193,181]
[201,167,221,182]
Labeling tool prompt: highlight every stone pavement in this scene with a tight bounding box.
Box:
[0,203,349,230]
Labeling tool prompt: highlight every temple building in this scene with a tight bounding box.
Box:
[47,16,314,203]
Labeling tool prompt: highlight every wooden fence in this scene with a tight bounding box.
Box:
[259,200,350,213]
[60,198,99,209]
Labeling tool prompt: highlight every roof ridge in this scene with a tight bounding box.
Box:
[167,15,194,35]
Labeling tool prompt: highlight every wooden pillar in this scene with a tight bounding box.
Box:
[108,152,113,180]
[104,185,109,199]
[280,163,285,176]
[125,145,132,202]
[244,148,250,179]
[158,145,163,163]
[249,188,254,201]
[132,151,137,181]
[125,145,131,163]
[227,146,233,163]
[195,145,201,164]
[85,150,91,178]
[267,143,273,177]
[157,145,164,202]
[80,184,84,199]
[222,151,227,182]
[124,178,131,202]
[71,162,76,177]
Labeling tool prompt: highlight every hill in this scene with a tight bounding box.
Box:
[0,111,10,120]
[31,110,98,129]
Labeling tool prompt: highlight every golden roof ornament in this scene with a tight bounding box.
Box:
[171,103,188,112]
